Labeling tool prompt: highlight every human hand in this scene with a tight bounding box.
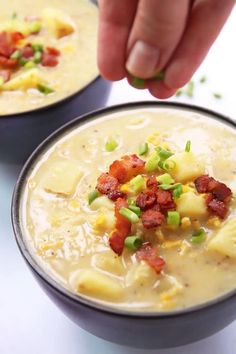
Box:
[97,0,235,98]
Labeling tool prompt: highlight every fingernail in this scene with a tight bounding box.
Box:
[126,40,160,79]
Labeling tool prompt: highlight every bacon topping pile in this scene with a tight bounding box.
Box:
[194,175,232,219]
[136,243,165,274]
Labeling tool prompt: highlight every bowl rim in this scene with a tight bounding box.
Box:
[11,100,236,318]
[0,74,102,118]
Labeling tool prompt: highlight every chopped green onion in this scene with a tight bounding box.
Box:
[105,139,118,152]
[10,50,21,60]
[162,160,176,171]
[88,190,100,205]
[185,140,191,152]
[37,84,55,95]
[190,228,206,244]
[167,211,180,226]
[33,51,42,64]
[154,71,165,81]
[186,80,194,98]
[131,76,145,89]
[156,173,174,185]
[31,43,44,52]
[119,207,140,224]
[24,61,36,69]
[213,92,222,99]
[128,205,141,217]
[0,77,4,87]
[172,184,183,199]
[200,75,207,83]
[156,147,173,160]
[125,236,143,251]
[19,58,28,66]
[11,11,17,19]
[175,89,183,97]
[127,197,136,206]
[159,183,182,191]
[29,21,42,34]
[138,142,149,156]
[145,152,160,172]
[129,175,145,194]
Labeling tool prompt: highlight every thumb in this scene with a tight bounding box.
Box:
[126,0,190,79]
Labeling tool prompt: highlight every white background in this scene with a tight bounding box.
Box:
[1,7,236,354]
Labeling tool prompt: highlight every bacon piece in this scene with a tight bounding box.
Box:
[109,154,145,183]
[46,47,60,56]
[136,190,156,210]
[11,32,24,43]
[0,32,15,57]
[141,209,165,229]
[146,176,158,191]
[210,182,232,203]
[42,52,59,67]
[136,242,165,273]
[107,190,126,201]
[0,69,11,82]
[206,196,228,219]
[109,198,131,255]
[195,175,232,203]
[21,45,34,58]
[96,173,119,195]
[156,189,176,213]
[195,175,213,193]
[0,56,17,68]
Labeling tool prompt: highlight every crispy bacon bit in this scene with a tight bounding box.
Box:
[11,32,24,43]
[136,242,165,273]
[0,69,11,82]
[97,173,119,195]
[109,198,131,255]
[195,175,232,202]
[0,56,17,68]
[109,154,145,183]
[0,32,15,57]
[21,45,34,58]
[146,176,158,191]
[136,190,156,210]
[107,190,126,201]
[46,47,60,56]
[195,175,213,193]
[141,209,165,229]
[207,198,228,219]
[42,52,59,67]
[210,182,232,203]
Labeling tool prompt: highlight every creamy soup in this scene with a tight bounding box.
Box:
[22,107,236,311]
[0,0,98,115]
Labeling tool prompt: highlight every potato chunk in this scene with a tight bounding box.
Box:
[89,196,114,211]
[72,269,124,301]
[166,152,205,183]
[42,8,75,38]
[125,261,157,287]
[93,252,125,276]
[42,160,82,197]
[208,218,236,258]
[176,191,207,218]
[3,69,45,91]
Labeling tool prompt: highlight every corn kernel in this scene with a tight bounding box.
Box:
[162,240,182,249]
[181,217,191,229]
[147,132,161,146]
[94,214,107,231]
[120,184,131,193]
[69,199,80,210]
[192,220,201,230]
[207,216,222,228]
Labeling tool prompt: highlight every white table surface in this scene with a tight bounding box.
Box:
[1,7,236,354]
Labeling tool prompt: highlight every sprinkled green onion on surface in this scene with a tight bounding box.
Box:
[88,190,100,205]
[185,140,191,152]
[131,76,145,89]
[200,75,207,83]
[37,84,55,95]
[32,43,44,52]
[154,71,165,81]
[159,183,182,191]
[34,51,42,64]
[127,197,136,206]
[186,80,194,98]
[145,152,160,172]
[138,142,149,156]
[129,175,145,193]
[105,139,118,152]
[156,147,173,160]
[11,11,18,19]
[213,92,222,99]
[10,50,21,60]
[172,184,183,199]
[29,21,42,34]
[190,228,206,244]
[156,173,174,185]
[162,160,176,171]
[167,211,180,226]
[125,236,143,251]
[128,205,141,217]
[175,89,183,97]
[24,61,36,69]
[19,57,28,66]
[119,207,140,224]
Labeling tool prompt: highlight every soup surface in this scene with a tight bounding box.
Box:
[22,107,236,311]
[0,0,98,115]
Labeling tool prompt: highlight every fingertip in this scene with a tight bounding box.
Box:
[164,60,191,89]
[148,80,177,99]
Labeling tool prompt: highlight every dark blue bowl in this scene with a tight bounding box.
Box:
[0,76,111,163]
[12,102,236,349]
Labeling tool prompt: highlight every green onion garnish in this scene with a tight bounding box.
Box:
[129,175,145,193]
[185,140,191,152]
[175,89,183,97]
[24,61,36,69]
[156,147,173,160]
[128,205,141,217]
[11,11,17,19]
[88,190,100,205]
[37,84,55,95]
[167,211,180,226]
[156,173,174,185]
[29,21,42,34]
[119,207,140,224]
[190,228,206,244]
[125,236,143,251]
[31,43,44,52]
[186,80,194,98]
[213,92,222,99]
[138,142,149,156]
[200,75,207,83]
[154,71,165,81]
[172,184,183,199]
[127,197,136,206]
[162,160,176,171]
[131,76,145,89]
[34,51,42,64]
[159,183,182,191]
[10,50,21,60]
[145,152,160,172]
[105,139,118,152]
[19,58,28,66]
